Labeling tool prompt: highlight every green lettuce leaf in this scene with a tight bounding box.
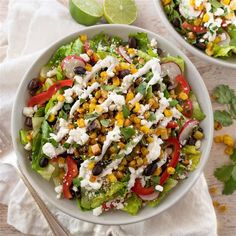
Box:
[213,45,236,58]
[122,193,142,215]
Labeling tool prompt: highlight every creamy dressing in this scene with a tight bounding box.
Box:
[66,127,89,145]
[146,135,163,164]
[50,118,69,142]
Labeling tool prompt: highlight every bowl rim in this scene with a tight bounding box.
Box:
[152,0,236,69]
[11,24,213,225]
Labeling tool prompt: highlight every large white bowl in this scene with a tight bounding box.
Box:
[11,24,213,225]
[153,0,236,69]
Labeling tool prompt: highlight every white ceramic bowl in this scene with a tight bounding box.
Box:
[153,0,236,69]
[11,24,213,225]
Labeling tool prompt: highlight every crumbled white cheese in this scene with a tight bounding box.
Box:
[79,53,90,62]
[93,206,103,216]
[55,185,63,199]
[42,143,65,159]
[66,127,89,145]
[47,68,57,77]
[23,107,35,117]
[195,140,201,149]
[150,38,158,48]
[24,142,32,151]
[146,135,163,164]
[155,185,164,192]
[214,8,224,16]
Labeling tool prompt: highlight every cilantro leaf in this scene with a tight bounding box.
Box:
[214,165,234,182]
[152,176,160,186]
[212,84,235,104]
[85,112,99,123]
[169,99,179,107]
[120,127,135,141]
[148,112,156,122]
[222,177,236,195]
[232,166,236,181]
[122,105,130,118]
[230,149,236,162]
[100,119,110,127]
[230,96,236,118]
[101,84,117,91]
[129,32,149,51]
[214,110,233,127]
[136,82,147,95]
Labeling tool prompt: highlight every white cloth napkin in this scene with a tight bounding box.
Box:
[0,0,217,235]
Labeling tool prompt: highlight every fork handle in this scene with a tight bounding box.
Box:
[19,170,70,236]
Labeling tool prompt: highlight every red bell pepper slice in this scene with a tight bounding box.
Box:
[167,121,178,129]
[160,137,180,185]
[175,75,190,95]
[63,156,78,199]
[132,178,155,195]
[182,99,193,118]
[182,21,207,34]
[28,79,73,107]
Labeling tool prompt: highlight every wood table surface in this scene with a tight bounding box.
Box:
[0,0,235,235]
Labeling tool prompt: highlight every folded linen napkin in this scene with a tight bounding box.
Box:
[0,0,217,235]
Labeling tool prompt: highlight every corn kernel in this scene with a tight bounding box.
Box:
[26,133,32,141]
[147,136,154,143]
[130,67,138,74]
[80,34,87,42]
[95,90,101,99]
[141,147,149,156]
[117,119,124,127]
[48,114,55,122]
[85,63,92,71]
[112,77,120,86]
[107,173,117,183]
[96,105,103,113]
[194,18,202,26]
[167,167,175,175]
[140,125,150,134]
[153,167,162,176]
[100,71,108,78]
[57,94,65,102]
[202,13,210,22]
[230,0,236,10]
[129,160,136,168]
[120,62,130,70]
[115,111,124,120]
[89,103,96,113]
[193,131,204,140]
[218,205,227,213]
[77,108,84,114]
[133,117,141,124]
[88,162,95,170]
[115,171,124,179]
[214,136,223,143]
[136,158,144,166]
[89,175,96,182]
[221,0,230,5]
[209,186,217,195]
[213,200,220,208]
[90,98,97,104]
[162,0,172,5]
[126,91,134,102]
[164,109,173,117]
[225,146,234,155]
[128,48,135,54]
[143,157,148,165]
[68,123,74,130]
[133,102,141,113]
[176,104,183,112]
[205,42,214,56]
[178,92,188,100]
[196,4,204,10]
[190,0,195,6]
[77,118,85,128]
[214,36,222,44]
[223,135,234,147]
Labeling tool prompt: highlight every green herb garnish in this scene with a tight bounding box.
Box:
[122,105,130,118]
[120,127,135,141]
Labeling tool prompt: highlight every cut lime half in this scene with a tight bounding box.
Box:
[103,0,137,25]
[69,0,103,26]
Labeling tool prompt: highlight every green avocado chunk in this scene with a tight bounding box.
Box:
[80,181,126,210]
[189,92,206,121]
[122,193,142,215]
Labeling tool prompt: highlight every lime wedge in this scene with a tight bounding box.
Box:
[103,0,137,24]
[69,0,103,26]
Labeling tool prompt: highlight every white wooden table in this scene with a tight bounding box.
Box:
[0,0,236,235]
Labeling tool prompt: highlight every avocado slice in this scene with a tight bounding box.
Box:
[190,92,206,121]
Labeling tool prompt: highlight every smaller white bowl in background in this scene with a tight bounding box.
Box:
[153,0,236,69]
[11,24,213,225]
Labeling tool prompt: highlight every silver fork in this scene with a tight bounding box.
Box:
[0,127,69,236]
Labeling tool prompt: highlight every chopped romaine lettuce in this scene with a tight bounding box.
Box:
[32,117,44,137]
[183,145,201,171]
[37,164,55,181]
[122,193,142,215]
[148,178,178,207]
[213,45,236,57]
[19,129,28,145]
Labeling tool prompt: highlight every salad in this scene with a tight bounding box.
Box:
[20,32,206,216]
[163,0,236,58]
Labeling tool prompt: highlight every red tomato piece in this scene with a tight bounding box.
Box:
[132,178,155,195]
[175,75,190,95]
[182,21,207,34]
[167,121,178,129]
[182,99,193,118]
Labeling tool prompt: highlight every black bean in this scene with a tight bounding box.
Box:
[187,137,196,145]
[128,37,137,49]
[70,185,81,199]
[143,161,158,176]
[172,18,180,28]
[25,117,32,128]
[74,66,86,75]
[92,162,103,176]
[76,158,83,168]
[39,157,49,167]
[156,48,163,56]
[87,120,101,132]
[195,42,206,50]
[153,83,160,92]
[28,78,41,95]
[119,69,130,79]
